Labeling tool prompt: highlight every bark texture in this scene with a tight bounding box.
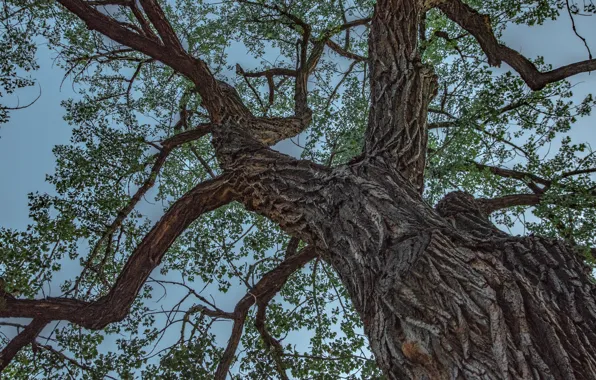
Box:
[364,0,438,193]
[219,128,596,378]
[343,191,596,380]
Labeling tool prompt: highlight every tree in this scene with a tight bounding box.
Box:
[1,0,596,378]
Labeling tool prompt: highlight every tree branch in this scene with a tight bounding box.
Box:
[136,0,183,50]
[214,245,317,379]
[363,0,438,193]
[478,193,542,214]
[69,124,215,294]
[438,0,596,90]
[0,318,49,371]
[236,65,297,78]
[255,303,289,379]
[56,0,240,121]
[325,39,367,61]
[0,175,235,329]
[473,162,551,187]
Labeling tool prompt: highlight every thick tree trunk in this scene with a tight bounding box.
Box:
[214,0,596,377]
[215,127,596,378]
[214,118,596,379]
[331,190,596,380]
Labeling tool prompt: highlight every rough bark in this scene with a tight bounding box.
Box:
[346,191,596,379]
[220,131,596,378]
[364,0,438,193]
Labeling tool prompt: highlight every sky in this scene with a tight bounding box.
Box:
[1,3,595,378]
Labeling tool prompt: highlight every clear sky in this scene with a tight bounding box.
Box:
[0,4,595,377]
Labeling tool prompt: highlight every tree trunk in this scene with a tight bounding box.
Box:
[215,117,596,378]
[364,0,437,194]
[209,0,596,376]
[330,190,596,380]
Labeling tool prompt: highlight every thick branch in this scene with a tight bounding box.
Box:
[364,0,437,193]
[255,303,289,379]
[56,0,241,121]
[0,175,235,328]
[0,318,49,370]
[71,124,215,293]
[137,0,183,50]
[478,193,542,214]
[438,0,596,90]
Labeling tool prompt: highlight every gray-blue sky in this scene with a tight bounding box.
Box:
[1,43,76,231]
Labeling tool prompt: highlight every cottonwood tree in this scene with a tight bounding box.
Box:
[1,0,596,378]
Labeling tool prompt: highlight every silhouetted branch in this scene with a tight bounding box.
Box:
[214,245,317,379]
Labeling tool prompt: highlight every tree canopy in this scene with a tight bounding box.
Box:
[1,0,596,378]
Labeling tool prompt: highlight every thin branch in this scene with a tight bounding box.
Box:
[325,39,367,62]
[236,65,297,78]
[34,342,118,380]
[473,162,551,186]
[565,0,593,60]
[560,167,596,179]
[324,60,359,111]
[213,245,318,379]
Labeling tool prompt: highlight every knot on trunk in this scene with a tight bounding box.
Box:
[436,191,506,237]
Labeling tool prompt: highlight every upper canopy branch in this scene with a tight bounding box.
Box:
[136,0,183,50]
[59,0,315,147]
[475,187,596,215]
[473,162,550,187]
[437,0,596,90]
[364,0,438,193]
[236,0,370,117]
[325,39,367,61]
[57,0,243,121]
